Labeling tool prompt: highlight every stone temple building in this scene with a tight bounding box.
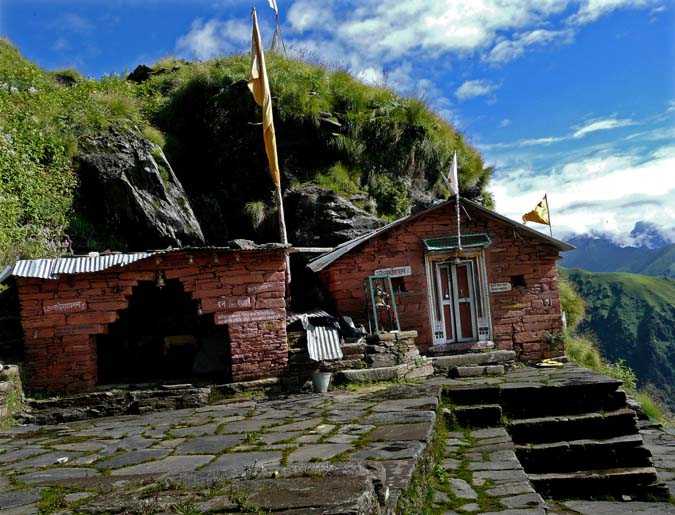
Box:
[0,242,289,394]
[308,198,573,360]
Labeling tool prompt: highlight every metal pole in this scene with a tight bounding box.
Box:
[545,193,552,237]
[456,193,462,251]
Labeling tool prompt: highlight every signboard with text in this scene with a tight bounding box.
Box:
[374,265,412,278]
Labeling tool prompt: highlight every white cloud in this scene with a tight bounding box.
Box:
[455,79,498,101]
[569,0,657,25]
[499,118,512,128]
[490,143,675,237]
[288,0,334,32]
[176,18,250,60]
[485,29,573,64]
[572,117,635,138]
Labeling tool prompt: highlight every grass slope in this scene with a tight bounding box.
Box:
[562,268,675,411]
[0,40,493,262]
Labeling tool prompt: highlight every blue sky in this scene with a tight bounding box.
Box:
[2,0,674,242]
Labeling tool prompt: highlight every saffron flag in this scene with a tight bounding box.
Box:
[248,8,281,189]
[522,196,550,225]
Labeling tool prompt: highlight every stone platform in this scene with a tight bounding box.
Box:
[1,364,674,514]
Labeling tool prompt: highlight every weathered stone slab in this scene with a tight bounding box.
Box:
[202,451,283,475]
[287,443,351,463]
[433,351,516,370]
[352,441,425,461]
[95,449,171,469]
[18,467,100,484]
[175,434,245,454]
[449,478,478,499]
[363,410,435,425]
[111,455,213,476]
[366,423,433,442]
[0,490,41,510]
[500,493,544,509]
[485,481,535,497]
[267,418,323,433]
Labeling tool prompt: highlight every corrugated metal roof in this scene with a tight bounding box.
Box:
[300,314,343,362]
[308,198,574,272]
[286,309,333,325]
[423,233,491,251]
[1,242,290,282]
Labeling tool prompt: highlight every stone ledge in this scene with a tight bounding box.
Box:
[336,360,434,384]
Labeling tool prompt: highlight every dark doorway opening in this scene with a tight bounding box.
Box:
[97,279,231,385]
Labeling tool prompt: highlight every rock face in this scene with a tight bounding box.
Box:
[74,128,204,251]
[284,185,385,247]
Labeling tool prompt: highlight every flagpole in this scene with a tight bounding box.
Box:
[455,152,462,251]
[545,194,552,237]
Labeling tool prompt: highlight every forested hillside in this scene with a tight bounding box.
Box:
[563,268,675,411]
[0,39,493,264]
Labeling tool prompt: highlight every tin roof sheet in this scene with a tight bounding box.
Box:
[1,242,289,282]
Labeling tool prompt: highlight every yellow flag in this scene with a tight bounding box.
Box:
[248,8,281,189]
[522,196,550,225]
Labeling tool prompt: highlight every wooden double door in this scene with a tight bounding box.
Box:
[433,260,480,344]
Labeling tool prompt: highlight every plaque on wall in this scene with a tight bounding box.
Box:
[374,265,412,278]
[489,282,512,293]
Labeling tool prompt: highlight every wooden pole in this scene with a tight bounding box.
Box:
[275,185,291,284]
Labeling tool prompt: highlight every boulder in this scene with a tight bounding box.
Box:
[284,185,385,247]
[73,128,205,251]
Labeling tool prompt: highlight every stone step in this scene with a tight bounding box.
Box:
[431,350,516,371]
[443,385,501,406]
[449,365,505,378]
[340,342,366,357]
[444,405,502,429]
[508,408,638,444]
[335,360,434,384]
[501,384,626,418]
[528,467,669,500]
[516,434,653,473]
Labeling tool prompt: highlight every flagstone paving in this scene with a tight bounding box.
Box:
[0,384,441,513]
[1,369,674,514]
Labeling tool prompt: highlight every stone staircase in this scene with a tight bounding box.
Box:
[443,364,670,501]
[431,349,516,378]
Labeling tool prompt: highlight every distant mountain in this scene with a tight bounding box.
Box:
[561,222,674,278]
[563,268,675,411]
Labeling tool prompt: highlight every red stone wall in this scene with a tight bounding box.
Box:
[318,202,563,361]
[16,249,288,393]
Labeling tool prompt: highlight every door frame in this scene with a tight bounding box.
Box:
[425,249,492,346]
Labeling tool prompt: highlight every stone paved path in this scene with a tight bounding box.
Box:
[0,384,439,513]
[2,369,674,514]
[426,426,547,514]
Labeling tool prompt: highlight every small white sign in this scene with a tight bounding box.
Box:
[489,282,512,293]
[374,265,412,278]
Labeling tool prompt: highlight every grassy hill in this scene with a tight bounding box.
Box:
[0,39,492,263]
[562,268,675,411]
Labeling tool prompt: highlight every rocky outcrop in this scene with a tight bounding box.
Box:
[73,128,205,251]
[284,185,385,247]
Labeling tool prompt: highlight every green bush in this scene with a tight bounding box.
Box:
[314,163,361,196]
[559,277,585,330]
[369,174,411,218]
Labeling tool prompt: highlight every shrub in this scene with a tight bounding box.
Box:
[559,277,585,330]
[369,174,411,219]
[314,163,361,196]
[142,125,166,147]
